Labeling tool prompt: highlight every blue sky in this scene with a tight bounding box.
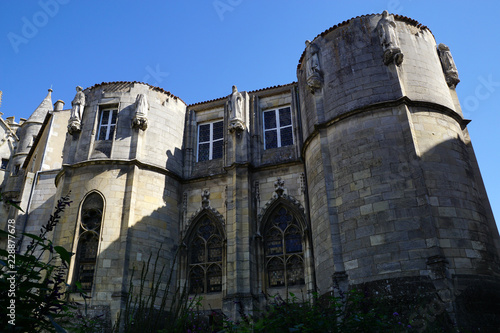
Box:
[1,1,499,230]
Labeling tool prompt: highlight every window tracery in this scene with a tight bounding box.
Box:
[74,193,103,291]
[264,206,305,288]
[188,217,223,294]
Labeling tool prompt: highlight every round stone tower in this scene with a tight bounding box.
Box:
[4,89,53,197]
[54,82,186,323]
[297,12,500,328]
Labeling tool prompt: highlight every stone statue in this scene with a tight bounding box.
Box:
[438,43,460,88]
[229,85,243,121]
[228,85,245,133]
[68,86,85,134]
[305,40,323,92]
[132,93,149,130]
[377,11,404,66]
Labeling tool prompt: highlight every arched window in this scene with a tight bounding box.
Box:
[74,193,104,291]
[265,206,305,288]
[188,217,223,294]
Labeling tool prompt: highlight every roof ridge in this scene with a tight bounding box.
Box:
[187,82,297,107]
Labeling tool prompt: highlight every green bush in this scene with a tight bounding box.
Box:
[0,194,75,332]
[222,290,412,333]
[114,247,203,333]
[0,194,103,332]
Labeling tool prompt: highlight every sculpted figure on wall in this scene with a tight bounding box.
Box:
[438,43,460,88]
[132,93,149,131]
[228,85,245,133]
[68,86,85,134]
[229,85,243,120]
[377,11,404,66]
[305,40,323,93]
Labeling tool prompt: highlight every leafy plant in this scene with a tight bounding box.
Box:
[0,194,74,332]
[222,289,412,333]
[114,246,203,333]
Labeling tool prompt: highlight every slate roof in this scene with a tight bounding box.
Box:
[26,89,53,124]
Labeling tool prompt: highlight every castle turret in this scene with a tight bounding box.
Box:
[297,12,500,328]
[54,82,186,321]
[7,12,498,331]
[4,89,52,197]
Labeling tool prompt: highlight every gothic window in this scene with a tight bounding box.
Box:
[1,158,8,169]
[197,120,223,162]
[74,193,104,291]
[188,217,223,294]
[263,107,293,150]
[97,109,118,141]
[12,164,20,176]
[264,206,305,288]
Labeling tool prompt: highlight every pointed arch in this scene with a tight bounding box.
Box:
[184,209,225,295]
[72,191,105,292]
[258,195,309,291]
[185,205,226,238]
[258,193,307,234]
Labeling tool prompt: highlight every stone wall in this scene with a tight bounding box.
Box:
[2,11,499,330]
[297,12,500,328]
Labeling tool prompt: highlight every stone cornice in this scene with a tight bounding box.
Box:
[55,158,182,186]
[184,160,303,184]
[301,97,469,158]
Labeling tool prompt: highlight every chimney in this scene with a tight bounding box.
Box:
[54,100,65,111]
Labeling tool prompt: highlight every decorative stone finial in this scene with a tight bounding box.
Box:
[132,93,149,130]
[274,177,285,197]
[68,85,85,134]
[437,43,460,88]
[377,11,404,66]
[202,189,210,208]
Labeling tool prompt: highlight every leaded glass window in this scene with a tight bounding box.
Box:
[265,207,305,288]
[97,109,118,141]
[197,121,223,161]
[188,217,223,294]
[74,193,104,291]
[263,107,293,149]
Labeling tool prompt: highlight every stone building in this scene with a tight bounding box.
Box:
[1,12,499,329]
